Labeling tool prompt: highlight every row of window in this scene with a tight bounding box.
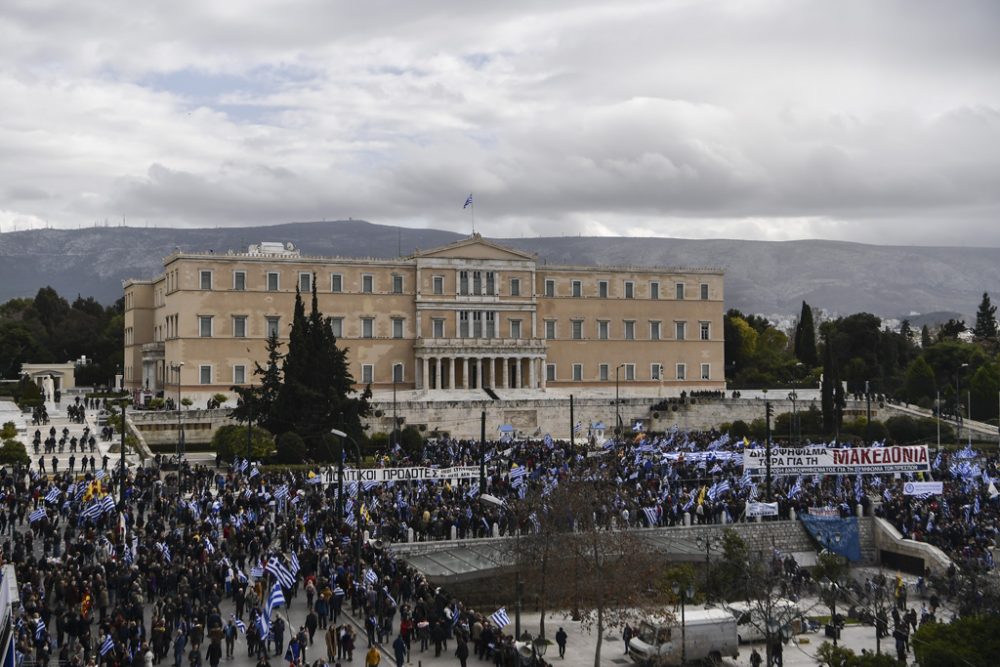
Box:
[191,313,712,342]
[184,361,708,386]
[553,362,710,382]
[193,268,711,300]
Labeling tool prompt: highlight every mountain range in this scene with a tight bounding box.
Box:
[0,220,994,322]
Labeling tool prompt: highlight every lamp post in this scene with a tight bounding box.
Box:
[171,362,184,482]
[670,582,695,666]
[615,363,626,439]
[245,396,253,462]
[787,391,798,443]
[695,536,722,601]
[118,399,128,510]
[331,428,364,581]
[820,579,841,646]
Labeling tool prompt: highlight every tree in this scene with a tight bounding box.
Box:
[913,613,1000,667]
[793,301,818,366]
[0,439,29,465]
[973,291,998,344]
[230,332,284,431]
[211,424,274,461]
[901,356,935,404]
[937,318,967,342]
[969,361,1000,423]
[920,324,932,348]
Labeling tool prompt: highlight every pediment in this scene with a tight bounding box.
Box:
[412,234,536,262]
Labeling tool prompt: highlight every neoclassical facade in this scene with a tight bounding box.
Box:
[123,235,725,402]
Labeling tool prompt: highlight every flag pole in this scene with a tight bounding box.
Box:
[471,196,475,234]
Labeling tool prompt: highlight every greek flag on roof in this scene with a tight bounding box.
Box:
[489,607,510,628]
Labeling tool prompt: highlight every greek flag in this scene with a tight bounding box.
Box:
[383,586,397,608]
[714,480,731,499]
[489,607,510,628]
[266,559,295,589]
[332,585,345,598]
[249,466,260,479]
[80,501,102,522]
[204,538,215,554]
[256,612,269,637]
[466,483,480,499]
[974,495,981,515]
[883,488,892,502]
[44,487,61,503]
[787,477,803,499]
[34,618,46,640]
[463,193,473,209]
[250,564,264,579]
[100,635,115,656]
[739,470,752,489]
[314,530,325,549]
[289,552,300,576]
[29,508,47,523]
[156,542,172,563]
[682,489,697,511]
[239,459,249,473]
[363,480,378,492]
[266,582,286,615]
[365,569,378,585]
[642,507,658,526]
[101,495,116,514]
[95,469,106,480]
[748,483,759,502]
[274,485,289,501]
[574,421,583,434]
[543,434,554,449]
[235,619,247,634]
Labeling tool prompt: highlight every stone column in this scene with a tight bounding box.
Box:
[502,357,509,389]
[421,357,429,390]
[539,358,547,389]
[448,356,456,389]
[477,358,483,390]
[529,357,537,389]
[463,357,470,389]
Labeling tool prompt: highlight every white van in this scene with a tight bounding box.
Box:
[723,599,802,644]
[627,608,739,666]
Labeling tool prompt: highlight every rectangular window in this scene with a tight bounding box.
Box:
[650,281,659,300]
[459,312,469,338]
[362,318,374,338]
[232,316,247,338]
[510,319,522,339]
[701,363,711,380]
[598,320,609,340]
[459,271,469,295]
[233,365,246,385]
[675,282,685,300]
[650,321,661,340]
[651,363,663,381]
[599,364,609,381]
[624,364,636,381]
[676,363,687,380]
[546,364,556,382]
[624,320,635,340]
[572,280,582,297]
[701,283,709,300]
[199,365,212,385]
[433,276,444,295]
[545,320,556,339]
[233,271,246,291]
[299,272,312,293]
[675,322,687,340]
[486,272,496,296]
[361,364,374,384]
[432,318,445,338]
[485,311,496,338]
[700,322,711,341]
[392,317,404,339]
[200,270,212,290]
[598,281,608,298]
[509,278,520,296]
[572,364,583,381]
[331,317,343,338]
[392,274,403,294]
[362,274,374,293]
[572,320,583,340]
[198,315,213,338]
[544,279,555,297]
[472,311,483,338]
[331,273,343,293]
[393,363,404,383]
[266,316,280,337]
[624,281,634,299]
[473,271,482,295]
[266,272,279,291]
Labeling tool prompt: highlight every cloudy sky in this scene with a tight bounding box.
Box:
[2,0,998,245]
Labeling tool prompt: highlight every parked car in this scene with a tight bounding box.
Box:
[627,608,739,666]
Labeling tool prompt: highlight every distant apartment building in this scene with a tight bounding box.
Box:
[123,235,725,402]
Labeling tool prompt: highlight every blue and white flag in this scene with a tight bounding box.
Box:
[365,569,378,585]
[156,542,172,563]
[266,559,295,589]
[463,194,473,209]
[266,582,286,616]
[34,618,46,640]
[44,487,61,504]
[787,477,803,500]
[100,635,115,656]
[101,495,116,514]
[289,552,300,576]
[274,485,289,501]
[489,607,510,628]
[250,564,264,579]
[29,508,47,524]
[234,619,247,634]
[249,466,260,479]
[642,507,658,527]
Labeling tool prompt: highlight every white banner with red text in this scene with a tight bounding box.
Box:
[744,445,929,476]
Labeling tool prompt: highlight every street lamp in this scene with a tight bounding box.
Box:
[819,578,841,646]
[671,582,695,666]
[330,428,364,581]
[787,391,798,443]
[171,362,184,469]
[615,364,626,438]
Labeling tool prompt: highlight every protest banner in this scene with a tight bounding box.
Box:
[746,502,779,517]
[744,445,929,476]
[339,466,482,483]
[903,481,943,495]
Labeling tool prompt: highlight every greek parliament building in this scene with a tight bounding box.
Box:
[122,235,725,404]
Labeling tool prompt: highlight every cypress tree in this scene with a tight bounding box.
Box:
[973,292,998,344]
[794,301,818,366]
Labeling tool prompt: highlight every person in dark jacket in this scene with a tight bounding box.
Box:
[555,628,567,659]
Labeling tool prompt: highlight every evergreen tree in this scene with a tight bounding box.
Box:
[901,356,936,405]
[793,301,818,366]
[921,324,932,348]
[821,329,835,434]
[231,332,284,432]
[973,292,998,343]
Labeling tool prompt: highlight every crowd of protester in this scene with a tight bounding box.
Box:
[2,424,997,667]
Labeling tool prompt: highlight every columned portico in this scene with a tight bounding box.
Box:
[415,341,547,392]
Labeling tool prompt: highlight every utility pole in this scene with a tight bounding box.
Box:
[569,394,574,446]
[479,410,486,489]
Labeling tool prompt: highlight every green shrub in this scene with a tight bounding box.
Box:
[0,440,30,465]
[275,431,307,464]
[729,420,750,440]
[212,424,274,461]
[0,422,16,440]
[885,415,920,444]
[398,425,424,458]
